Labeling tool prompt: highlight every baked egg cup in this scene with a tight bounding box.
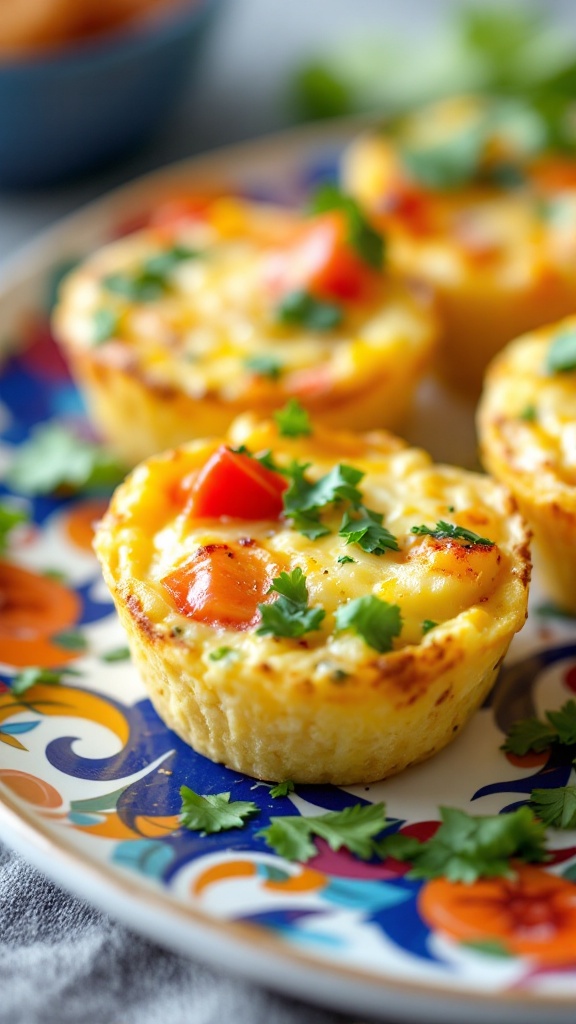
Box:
[53,195,437,466]
[342,95,576,395]
[478,316,576,614]
[94,412,530,785]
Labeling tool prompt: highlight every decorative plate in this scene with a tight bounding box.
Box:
[1,123,576,1024]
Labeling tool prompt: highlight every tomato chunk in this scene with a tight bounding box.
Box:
[161,542,277,629]
[185,446,286,520]
[266,210,379,303]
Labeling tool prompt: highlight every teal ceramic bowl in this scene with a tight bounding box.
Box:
[0,0,220,188]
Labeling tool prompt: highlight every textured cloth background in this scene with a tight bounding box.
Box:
[0,842,363,1024]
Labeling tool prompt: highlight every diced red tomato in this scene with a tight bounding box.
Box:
[161,542,277,628]
[185,446,287,520]
[265,210,378,302]
[378,182,433,235]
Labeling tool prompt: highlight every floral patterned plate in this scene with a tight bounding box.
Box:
[1,124,576,1024]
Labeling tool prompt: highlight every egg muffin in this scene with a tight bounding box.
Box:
[478,317,576,613]
[53,193,437,466]
[342,95,576,393]
[94,408,530,784]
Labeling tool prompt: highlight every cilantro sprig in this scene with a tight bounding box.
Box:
[282,461,364,540]
[529,786,576,830]
[545,329,576,374]
[411,520,494,547]
[257,567,325,639]
[502,699,576,755]
[378,806,548,883]
[244,354,283,379]
[179,786,258,835]
[0,502,27,554]
[309,184,385,269]
[269,780,296,799]
[5,423,125,496]
[274,399,312,438]
[339,508,399,556]
[11,665,82,696]
[258,802,389,862]
[335,596,402,653]
[103,244,198,303]
[276,289,343,331]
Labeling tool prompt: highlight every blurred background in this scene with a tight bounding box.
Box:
[2,0,576,260]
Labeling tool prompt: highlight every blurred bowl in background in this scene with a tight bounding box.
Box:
[0,0,221,188]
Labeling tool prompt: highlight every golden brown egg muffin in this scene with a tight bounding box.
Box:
[94,411,530,784]
[53,194,437,466]
[478,317,576,613]
[342,95,576,394]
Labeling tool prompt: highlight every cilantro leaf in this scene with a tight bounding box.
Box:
[519,403,537,422]
[92,308,119,345]
[422,619,438,634]
[11,665,82,696]
[339,507,399,556]
[52,630,87,652]
[243,354,283,379]
[309,184,385,269]
[5,423,125,496]
[208,646,236,662]
[502,699,576,755]
[287,508,330,540]
[179,786,258,835]
[411,520,494,546]
[269,780,295,799]
[274,399,312,438]
[0,502,26,554]
[256,567,325,639]
[400,121,487,191]
[377,806,548,883]
[283,462,364,520]
[337,555,356,565]
[276,290,343,331]
[101,647,131,663]
[501,717,558,756]
[546,330,576,374]
[335,596,402,653]
[257,802,388,862]
[530,786,576,829]
[103,245,198,302]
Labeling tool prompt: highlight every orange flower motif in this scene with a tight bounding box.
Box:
[0,560,81,668]
[419,863,576,965]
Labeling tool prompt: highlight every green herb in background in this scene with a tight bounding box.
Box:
[11,666,82,696]
[274,399,312,438]
[5,422,126,496]
[258,802,389,862]
[276,289,343,331]
[292,5,576,130]
[0,502,27,554]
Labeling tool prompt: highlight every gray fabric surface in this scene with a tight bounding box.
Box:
[0,842,352,1024]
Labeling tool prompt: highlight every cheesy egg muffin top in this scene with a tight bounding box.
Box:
[53,192,436,432]
[95,409,530,782]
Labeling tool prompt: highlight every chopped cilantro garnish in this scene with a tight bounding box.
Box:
[377,805,548,883]
[269,780,295,799]
[11,665,82,696]
[257,802,389,862]
[502,699,576,755]
[0,502,26,554]
[92,308,119,345]
[422,619,438,635]
[309,184,385,269]
[179,786,258,835]
[519,403,537,422]
[335,596,402,653]
[256,567,326,639]
[338,508,399,556]
[545,330,576,374]
[53,630,87,652]
[411,520,494,547]
[400,121,487,191]
[103,245,197,303]
[244,354,283,379]
[5,423,125,496]
[529,786,576,830]
[283,462,364,524]
[274,399,312,438]
[337,555,356,565]
[101,647,131,663]
[208,646,236,662]
[276,289,343,331]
